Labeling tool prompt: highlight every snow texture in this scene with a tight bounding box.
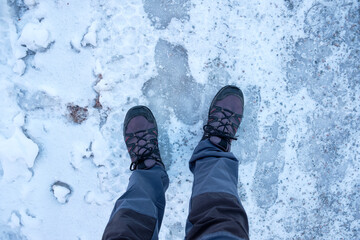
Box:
[0,0,359,239]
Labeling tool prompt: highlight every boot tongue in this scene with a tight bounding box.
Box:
[143,159,156,169]
[209,136,231,152]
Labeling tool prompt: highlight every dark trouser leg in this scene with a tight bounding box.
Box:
[102,165,169,240]
[185,139,249,240]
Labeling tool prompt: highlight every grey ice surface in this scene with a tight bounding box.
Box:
[143,0,190,29]
[142,1,360,239]
[143,39,202,126]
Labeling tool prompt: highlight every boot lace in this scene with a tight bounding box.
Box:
[203,106,242,142]
[125,129,162,171]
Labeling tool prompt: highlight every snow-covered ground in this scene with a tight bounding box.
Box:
[0,0,359,239]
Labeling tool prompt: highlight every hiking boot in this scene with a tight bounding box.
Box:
[123,106,164,170]
[202,85,244,152]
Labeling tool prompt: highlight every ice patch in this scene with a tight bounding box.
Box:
[16,89,59,112]
[341,49,360,90]
[233,85,261,164]
[143,0,190,29]
[344,6,360,47]
[18,23,51,52]
[142,39,204,167]
[286,38,332,96]
[143,39,202,125]
[253,120,286,208]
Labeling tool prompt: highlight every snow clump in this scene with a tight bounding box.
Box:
[18,23,51,51]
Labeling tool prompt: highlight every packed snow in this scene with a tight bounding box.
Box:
[0,0,359,239]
